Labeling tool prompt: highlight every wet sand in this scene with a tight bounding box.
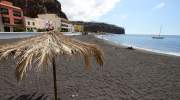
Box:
[0,35,180,100]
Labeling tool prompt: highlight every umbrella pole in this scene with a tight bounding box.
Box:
[52,58,58,100]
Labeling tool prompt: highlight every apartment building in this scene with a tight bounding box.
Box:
[61,18,74,32]
[24,17,37,32]
[25,16,57,32]
[0,0,24,32]
[38,14,61,31]
[38,14,74,32]
[73,24,84,32]
[35,18,50,31]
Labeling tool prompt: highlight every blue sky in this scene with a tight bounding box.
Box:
[60,0,180,35]
[98,0,180,35]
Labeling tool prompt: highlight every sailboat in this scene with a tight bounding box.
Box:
[152,25,164,39]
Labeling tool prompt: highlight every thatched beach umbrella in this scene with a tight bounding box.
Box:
[0,31,103,100]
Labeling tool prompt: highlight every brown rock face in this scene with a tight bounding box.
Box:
[6,0,68,19]
[71,21,125,34]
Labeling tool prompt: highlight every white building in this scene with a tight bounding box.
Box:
[23,14,75,32]
[38,14,61,31]
[61,18,74,32]
[35,18,50,30]
[25,16,55,32]
[38,14,74,32]
[68,24,75,32]
[24,17,37,32]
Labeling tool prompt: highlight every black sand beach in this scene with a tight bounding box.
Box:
[0,35,180,100]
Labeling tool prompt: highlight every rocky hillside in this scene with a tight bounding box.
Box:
[6,0,67,19]
[71,21,125,34]
[2,0,125,34]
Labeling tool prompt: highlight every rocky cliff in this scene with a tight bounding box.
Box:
[6,0,67,19]
[71,21,125,34]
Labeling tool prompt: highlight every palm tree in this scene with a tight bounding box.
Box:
[0,31,103,100]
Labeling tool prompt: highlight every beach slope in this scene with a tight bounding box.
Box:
[0,35,180,100]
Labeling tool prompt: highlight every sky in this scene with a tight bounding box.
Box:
[59,0,180,35]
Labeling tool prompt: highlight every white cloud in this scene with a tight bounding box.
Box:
[59,0,121,21]
[120,15,128,19]
[112,13,128,20]
[152,2,165,10]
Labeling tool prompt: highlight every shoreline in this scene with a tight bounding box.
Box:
[1,32,179,58]
[95,35,180,58]
[0,34,180,58]
[1,34,180,58]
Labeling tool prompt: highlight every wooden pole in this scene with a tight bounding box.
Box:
[52,58,58,100]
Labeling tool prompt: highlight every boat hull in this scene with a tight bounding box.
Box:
[152,36,164,39]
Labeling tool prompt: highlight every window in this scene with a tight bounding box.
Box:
[61,24,68,27]
[28,21,30,25]
[13,10,21,17]
[0,8,9,15]
[61,28,68,32]
[32,22,35,26]
[14,19,22,24]
[2,17,10,24]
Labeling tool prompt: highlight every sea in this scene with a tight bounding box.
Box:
[96,34,180,57]
[0,32,180,57]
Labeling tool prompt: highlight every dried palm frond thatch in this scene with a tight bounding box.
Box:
[0,31,103,81]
